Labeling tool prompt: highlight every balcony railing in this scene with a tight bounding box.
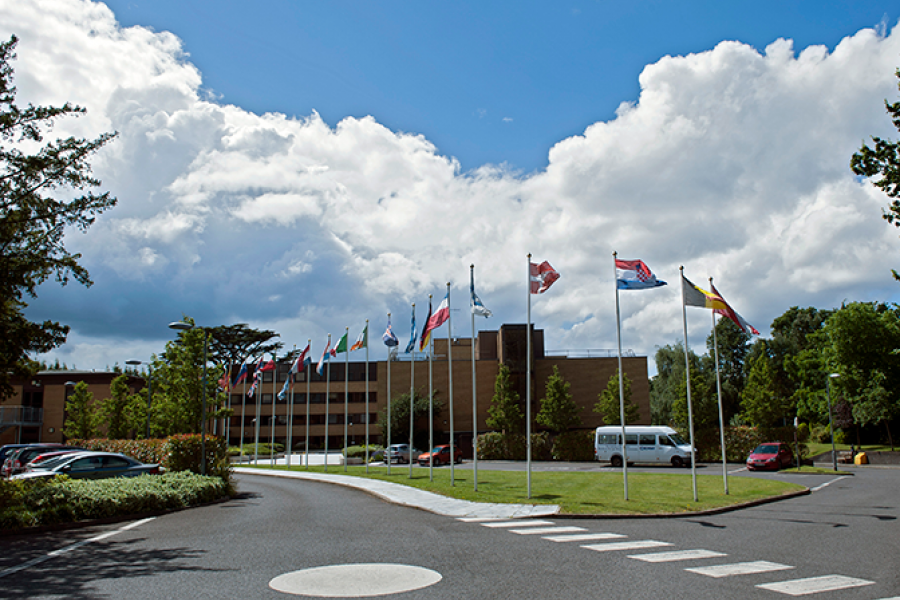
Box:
[0,405,43,426]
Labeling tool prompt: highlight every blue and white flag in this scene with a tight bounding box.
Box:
[383,318,399,347]
[404,304,417,354]
[471,269,492,317]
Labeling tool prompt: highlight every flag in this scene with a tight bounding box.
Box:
[405,304,418,354]
[218,364,232,392]
[293,344,311,372]
[247,355,268,397]
[682,275,728,310]
[710,282,760,335]
[350,324,368,351]
[418,297,431,352]
[530,260,560,294]
[616,259,667,290]
[231,362,249,388]
[471,270,492,317]
[316,340,331,376]
[330,331,348,357]
[383,318,399,347]
[420,293,449,351]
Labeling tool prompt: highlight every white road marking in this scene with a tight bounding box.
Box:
[582,540,672,552]
[509,526,586,535]
[479,519,556,528]
[629,549,727,562]
[0,517,156,579]
[756,575,875,596]
[810,476,851,492]
[543,532,627,543]
[686,561,794,578]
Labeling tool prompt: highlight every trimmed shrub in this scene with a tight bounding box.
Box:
[551,430,595,461]
[343,444,383,459]
[477,432,525,460]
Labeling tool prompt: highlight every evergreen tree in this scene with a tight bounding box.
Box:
[63,381,98,439]
[536,365,582,434]
[594,369,640,425]
[486,364,524,434]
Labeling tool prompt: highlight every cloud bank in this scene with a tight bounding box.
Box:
[2,0,900,369]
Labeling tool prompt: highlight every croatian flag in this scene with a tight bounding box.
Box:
[615,259,666,290]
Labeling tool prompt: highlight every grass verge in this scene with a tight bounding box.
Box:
[249,464,806,515]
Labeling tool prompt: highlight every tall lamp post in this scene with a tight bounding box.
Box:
[169,321,209,475]
[125,359,152,438]
[826,372,840,472]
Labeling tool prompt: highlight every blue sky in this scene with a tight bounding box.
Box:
[3,0,900,371]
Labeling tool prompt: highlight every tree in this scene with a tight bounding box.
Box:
[594,369,640,425]
[851,69,900,279]
[378,390,443,450]
[204,323,282,367]
[706,316,751,422]
[536,365,582,434]
[63,381,98,440]
[486,364,524,435]
[741,344,788,427]
[0,36,117,399]
[99,374,146,439]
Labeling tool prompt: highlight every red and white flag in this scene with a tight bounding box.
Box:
[530,260,560,294]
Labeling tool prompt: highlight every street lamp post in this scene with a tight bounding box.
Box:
[826,372,840,472]
[125,359,152,438]
[169,321,209,476]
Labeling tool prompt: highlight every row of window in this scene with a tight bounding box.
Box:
[596,434,676,446]
[235,362,378,385]
[229,392,376,405]
[230,413,378,427]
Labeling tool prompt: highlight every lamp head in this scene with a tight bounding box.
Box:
[168,321,193,331]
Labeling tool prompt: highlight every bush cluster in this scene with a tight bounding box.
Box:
[0,472,228,531]
[476,432,552,460]
[343,445,383,459]
[551,430,595,461]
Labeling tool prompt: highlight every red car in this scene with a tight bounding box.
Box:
[746,442,794,471]
[417,445,463,466]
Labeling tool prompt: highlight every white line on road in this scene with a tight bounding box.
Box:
[686,561,794,578]
[509,526,586,535]
[0,517,156,579]
[479,519,556,528]
[543,532,627,543]
[629,549,727,562]
[810,476,851,492]
[756,575,875,596]
[582,540,672,552]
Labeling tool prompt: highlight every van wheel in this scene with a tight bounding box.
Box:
[671,456,684,468]
[610,456,623,468]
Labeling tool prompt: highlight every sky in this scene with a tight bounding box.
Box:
[2,0,900,373]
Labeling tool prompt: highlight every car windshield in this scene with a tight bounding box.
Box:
[753,445,779,454]
[431,447,444,453]
[668,434,688,446]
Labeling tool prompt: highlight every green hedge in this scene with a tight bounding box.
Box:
[551,430,595,461]
[476,432,552,460]
[0,471,229,531]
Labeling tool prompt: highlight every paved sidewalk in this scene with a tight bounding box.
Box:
[233,467,560,519]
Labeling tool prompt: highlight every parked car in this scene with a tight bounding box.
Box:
[26,448,86,468]
[746,442,794,471]
[386,444,420,464]
[1,443,69,478]
[0,443,37,470]
[417,444,463,466]
[12,451,160,480]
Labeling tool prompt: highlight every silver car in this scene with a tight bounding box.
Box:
[386,444,419,464]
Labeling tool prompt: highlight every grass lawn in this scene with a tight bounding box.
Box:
[252,464,806,515]
[806,442,895,456]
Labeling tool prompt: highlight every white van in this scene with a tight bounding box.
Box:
[594,426,693,468]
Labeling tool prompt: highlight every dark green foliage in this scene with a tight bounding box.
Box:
[536,365,582,434]
[62,381,98,439]
[0,36,117,399]
[551,430,594,461]
[486,364,524,435]
[204,323,282,366]
[594,369,640,425]
[377,389,443,450]
[476,431,526,460]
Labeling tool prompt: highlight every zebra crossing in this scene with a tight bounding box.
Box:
[459,517,883,597]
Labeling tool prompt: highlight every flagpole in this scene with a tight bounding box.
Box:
[305,339,311,470]
[344,327,350,473]
[325,334,331,473]
[240,362,247,464]
[428,296,434,481]
[680,266,699,502]
[288,345,295,467]
[613,251,629,501]
[225,362,232,448]
[386,318,392,476]
[526,254,532,499]
[710,277,729,495]
[254,361,261,465]
[365,320,370,474]
[270,354,278,466]
[470,265,478,492]
[446,282,456,487]
[409,303,415,479]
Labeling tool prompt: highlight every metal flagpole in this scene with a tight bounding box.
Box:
[386,320,392,476]
[680,267,699,502]
[613,251,629,501]
[254,362,261,465]
[365,320,370,474]
[410,303,415,479]
[447,282,456,487]
[526,254,532,499]
[710,277,729,495]
[471,265,479,492]
[225,362,232,448]
[344,326,350,473]
[270,354,277,466]
[240,362,247,464]
[427,295,434,481]
[305,339,311,470]
[288,346,295,467]
[325,334,331,473]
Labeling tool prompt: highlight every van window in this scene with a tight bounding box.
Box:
[669,433,688,446]
[639,434,656,445]
[624,434,637,445]
[658,436,674,446]
[596,434,617,445]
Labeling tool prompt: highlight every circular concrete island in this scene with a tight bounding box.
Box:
[269,563,443,597]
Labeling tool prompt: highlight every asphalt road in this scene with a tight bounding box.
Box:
[1,465,898,599]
